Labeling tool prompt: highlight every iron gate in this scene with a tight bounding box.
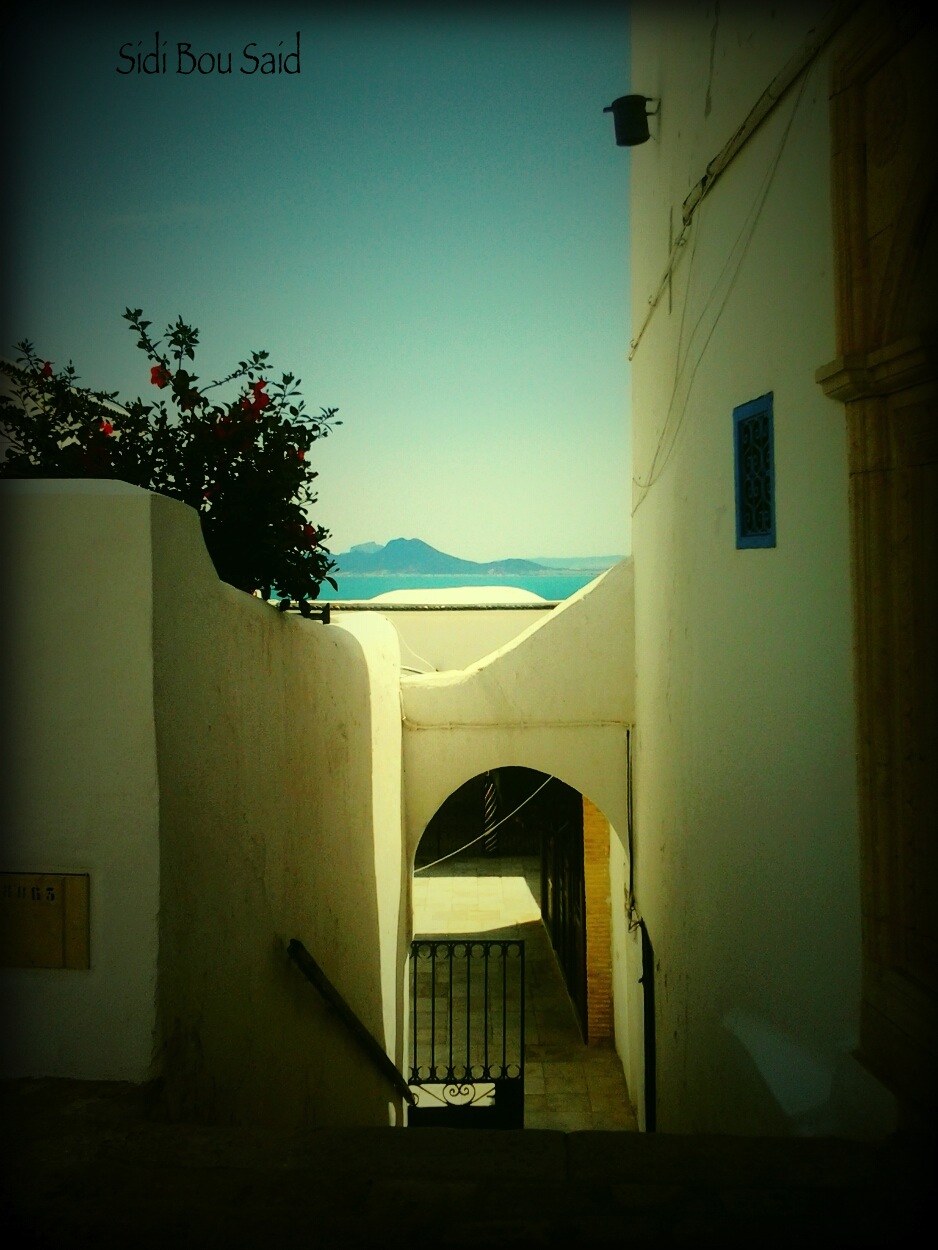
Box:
[408,938,525,1128]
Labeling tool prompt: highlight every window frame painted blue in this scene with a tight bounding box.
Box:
[733,391,776,549]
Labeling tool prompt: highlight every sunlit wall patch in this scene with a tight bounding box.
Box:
[733,392,776,549]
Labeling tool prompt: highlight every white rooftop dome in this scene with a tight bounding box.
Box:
[370,585,547,605]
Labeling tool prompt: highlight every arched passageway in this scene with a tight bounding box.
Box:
[399,560,643,1127]
[409,767,637,1132]
[415,767,613,1044]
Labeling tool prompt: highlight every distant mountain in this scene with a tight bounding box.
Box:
[334,538,552,576]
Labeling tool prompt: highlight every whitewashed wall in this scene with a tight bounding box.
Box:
[610,831,646,1129]
[0,481,406,1128]
[1,480,162,1081]
[400,559,645,1103]
[401,560,634,862]
[336,587,554,674]
[628,2,893,1136]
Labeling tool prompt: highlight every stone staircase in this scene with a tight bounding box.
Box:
[3,1078,932,1248]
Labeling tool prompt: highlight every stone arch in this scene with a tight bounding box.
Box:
[411,762,620,1047]
[403,732,629,871]
[398,558,639,1110]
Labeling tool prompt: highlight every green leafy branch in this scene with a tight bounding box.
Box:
[0,311,344,605]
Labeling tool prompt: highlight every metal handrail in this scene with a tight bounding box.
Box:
[287,938,415,1106]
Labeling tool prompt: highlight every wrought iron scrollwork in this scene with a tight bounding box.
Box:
[409,937,525,1128]
[410,1081,497,1109]
[739,410,773,536]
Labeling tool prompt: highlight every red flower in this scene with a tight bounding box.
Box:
[303,523,320,547]
[150,364,171,388]
[240,379,270,418]
[99,419,114,436]
[296,447,306,460]
[40,361,53,378]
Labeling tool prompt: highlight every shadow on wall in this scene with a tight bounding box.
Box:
[151,492,400,1128]
[0,482,402,1129]
[718,1010,898,1139]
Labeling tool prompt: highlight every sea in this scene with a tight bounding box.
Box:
[315,571,605,602]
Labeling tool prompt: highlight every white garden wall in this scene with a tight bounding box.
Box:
[337,586,554,674]
[0,480,406,1128]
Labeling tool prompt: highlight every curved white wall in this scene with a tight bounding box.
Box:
[337,593,555,675]
[150,491,406,1127]
[401,559,634,865]
[0,481,407,1128]
[399,560,643,1119]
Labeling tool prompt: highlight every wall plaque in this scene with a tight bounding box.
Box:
[0,873,90,969]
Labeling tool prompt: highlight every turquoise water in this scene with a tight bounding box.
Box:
[315,571,604,602]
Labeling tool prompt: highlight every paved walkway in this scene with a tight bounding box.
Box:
[412,855,637,1131]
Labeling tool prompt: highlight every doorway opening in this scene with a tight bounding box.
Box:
[409,768,636,1131]
[415,767,613,1044]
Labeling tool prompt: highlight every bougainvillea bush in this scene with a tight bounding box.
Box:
[0,310,340,606]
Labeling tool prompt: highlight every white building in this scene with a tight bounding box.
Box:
[625,0,934,1133]
[2,0,933,1139]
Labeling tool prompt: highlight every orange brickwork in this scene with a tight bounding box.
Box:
[583,796,613,1044]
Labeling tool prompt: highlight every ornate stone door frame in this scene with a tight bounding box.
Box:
[817,2,937,1115]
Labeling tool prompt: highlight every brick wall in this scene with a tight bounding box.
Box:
[583,796,613,1044]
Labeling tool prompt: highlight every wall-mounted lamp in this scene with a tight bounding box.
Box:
[603,95,659,146]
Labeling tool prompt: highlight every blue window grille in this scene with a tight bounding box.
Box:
[733,392,776,548]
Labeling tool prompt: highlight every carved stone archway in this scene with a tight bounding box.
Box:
[817,2,937,1115]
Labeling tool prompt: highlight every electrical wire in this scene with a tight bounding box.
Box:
[414,774,555,874]
[627,223,691,362]
[634,62,813,507]
[631,60,814,515]
[398,635,438,674]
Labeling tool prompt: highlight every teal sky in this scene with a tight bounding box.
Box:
[3,2,631,561]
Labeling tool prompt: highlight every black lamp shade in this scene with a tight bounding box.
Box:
[604,95,651,146]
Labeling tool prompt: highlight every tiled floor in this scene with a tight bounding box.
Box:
[412,855,638,1131]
